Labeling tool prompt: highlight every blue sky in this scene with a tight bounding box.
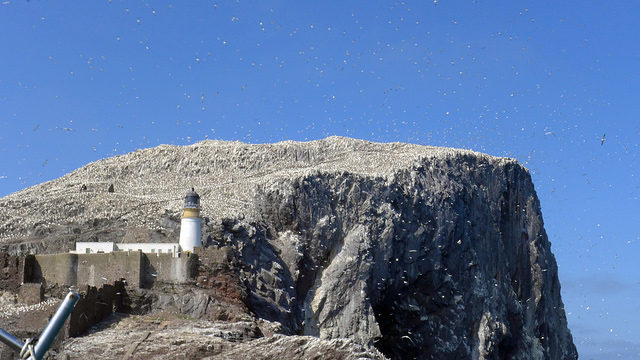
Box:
[1,1,639,358]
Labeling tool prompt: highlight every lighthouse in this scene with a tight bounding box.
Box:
[179,188,202,252]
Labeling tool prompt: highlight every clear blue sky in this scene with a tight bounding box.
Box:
[1,1,638,358]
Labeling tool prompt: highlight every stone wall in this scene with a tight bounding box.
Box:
[22,251,196,289]
[32,253,78,286]
[77,252,143,289]
[0,252,25,292]
[143,252,198,287]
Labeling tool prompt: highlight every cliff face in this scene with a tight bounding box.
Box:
[0,137,576,359]
[229,155,575,359]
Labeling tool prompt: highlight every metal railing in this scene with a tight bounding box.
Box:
[0,292,79,360]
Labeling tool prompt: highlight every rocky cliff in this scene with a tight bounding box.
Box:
[0,137,577,359]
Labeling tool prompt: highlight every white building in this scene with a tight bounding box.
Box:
[75,241,115,253]
[74,242,179,255]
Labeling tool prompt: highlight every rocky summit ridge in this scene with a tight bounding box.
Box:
[0,137,577,359]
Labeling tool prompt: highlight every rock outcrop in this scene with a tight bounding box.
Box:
[0,137,577,359]
[59,316,386,360]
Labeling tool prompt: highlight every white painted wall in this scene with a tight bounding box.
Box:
[76,242,115,254]
[117,243,178,254]
[73,242,180,254]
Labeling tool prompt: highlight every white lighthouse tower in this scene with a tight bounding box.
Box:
[179,188,202,252]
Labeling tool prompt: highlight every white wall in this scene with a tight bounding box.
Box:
[76,242,115,254]
[74,242,180,254]
[116,243,179,254]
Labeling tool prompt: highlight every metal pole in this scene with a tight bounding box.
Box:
[0,291,79,359]
[33,291,79,360]
[0,327,24,352]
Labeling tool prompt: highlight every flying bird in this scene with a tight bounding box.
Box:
[601,133,606,146]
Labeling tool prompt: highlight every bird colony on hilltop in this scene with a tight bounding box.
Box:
[0,137,487,247]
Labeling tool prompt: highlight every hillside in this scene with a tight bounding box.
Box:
[0,137,464,253]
